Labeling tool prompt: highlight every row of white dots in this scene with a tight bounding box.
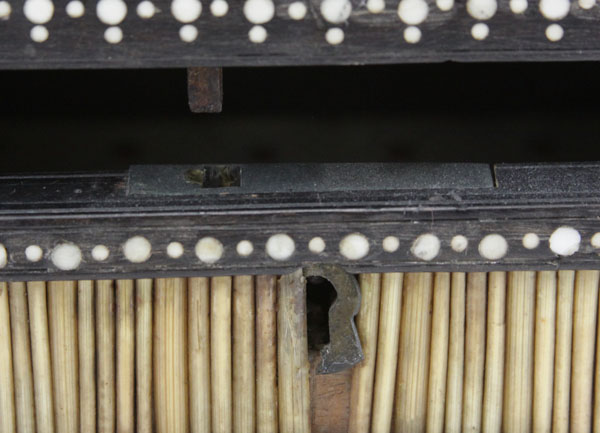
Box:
[0,226,594,271]
[0,0,582,44]
[2,0,592,24]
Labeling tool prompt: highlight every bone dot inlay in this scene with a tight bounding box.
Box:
[339,233,369,260]
[136,0,156,18]
[478,234,508,260]
[451,235,468,253]
[325,27,344,45]
[30,25,49,42]
[236,240,254,257]
[51,243,82,271]
[123,236,152,263]
[411,233,440,261]
[0,244,6,268]
[23,0,54,24]
[382,236,400,253]
[288,1,307,19]
[249,25,267,43]
[92,245,110,262]
[210,0,229,16]
[522,233,540,250]
[66,0,84,17]
[167,242,184,258]
[549,226,580,256]
[308,237,326,254]
[266,234,295,261]
[0,1,11,18]
[195,237,224,263]
[25,245,43,262]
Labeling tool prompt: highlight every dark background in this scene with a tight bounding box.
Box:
[0,62,598,172]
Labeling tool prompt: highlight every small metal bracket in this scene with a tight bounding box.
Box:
[304,264,363,374]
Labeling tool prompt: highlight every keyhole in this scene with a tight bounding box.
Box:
[306,275,337,351]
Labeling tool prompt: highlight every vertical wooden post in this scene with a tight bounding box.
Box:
[9,282,35,433]
[348,273,381,433]
[233,276,255,433]
[27,281,54,433]
[211,277,232,433]
[552,271,574,433]
[97,279,115,433]
[48,281,79,433]
[0,282,16,433]
[533,271,556,433]
[136,279,153,433]
[371,273,403,433]
[278,269,311,433]
[78,280,96,433]
[394,273,433,433]
[189,277,211,433]
[482,272,506,433]
[445,273,466,433]
[571,270,599,433]
[116,280,135,433]
[256,275,278,433]
[154,278,189,433]
[462,272,487,432]
[426,273,450,433]
[503,271,536,433]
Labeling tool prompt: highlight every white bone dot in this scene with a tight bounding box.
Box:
[522,233,540,250]
[266,234,295,261]
[136,0,155,18]
[540,0,569,19]
[340,233,370,260]
[30,25,49,42]
[411,233,440,261]
[243,0,274,24]
[179,24,198,42]
[510,0,527,13]
[236,240,254,257]
[471,22,489,40]
[320,0,351,23]
[478,234,508,261]
[382,236,400,253]
[167,242,184,258]
[104,26,123,43]
[123,236,151,263]
[171,0,201,23]
[549,226,580,256]
[66,0,84,17]
[0,1,11,19]
[210,0,228,16]
[325,27,344,44]
[466,0,496,19]
[23,0,54,24]
[404,26,421,43]
[51,243,82,271]
[451,235,468,253]
[367,0,385,13]
[545,23,564,41]
[195,237,224,263]
[436,0,454,11]
[288,1,307,19]
[579,0,595,9]
[91,245,109,261]
[0,244,7,268]
[97,0,127,24]
[25,245,43,262]
[249,25,267,43]
[309,237,326,254]
[397,0,428,25]
[591,233,600,248]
